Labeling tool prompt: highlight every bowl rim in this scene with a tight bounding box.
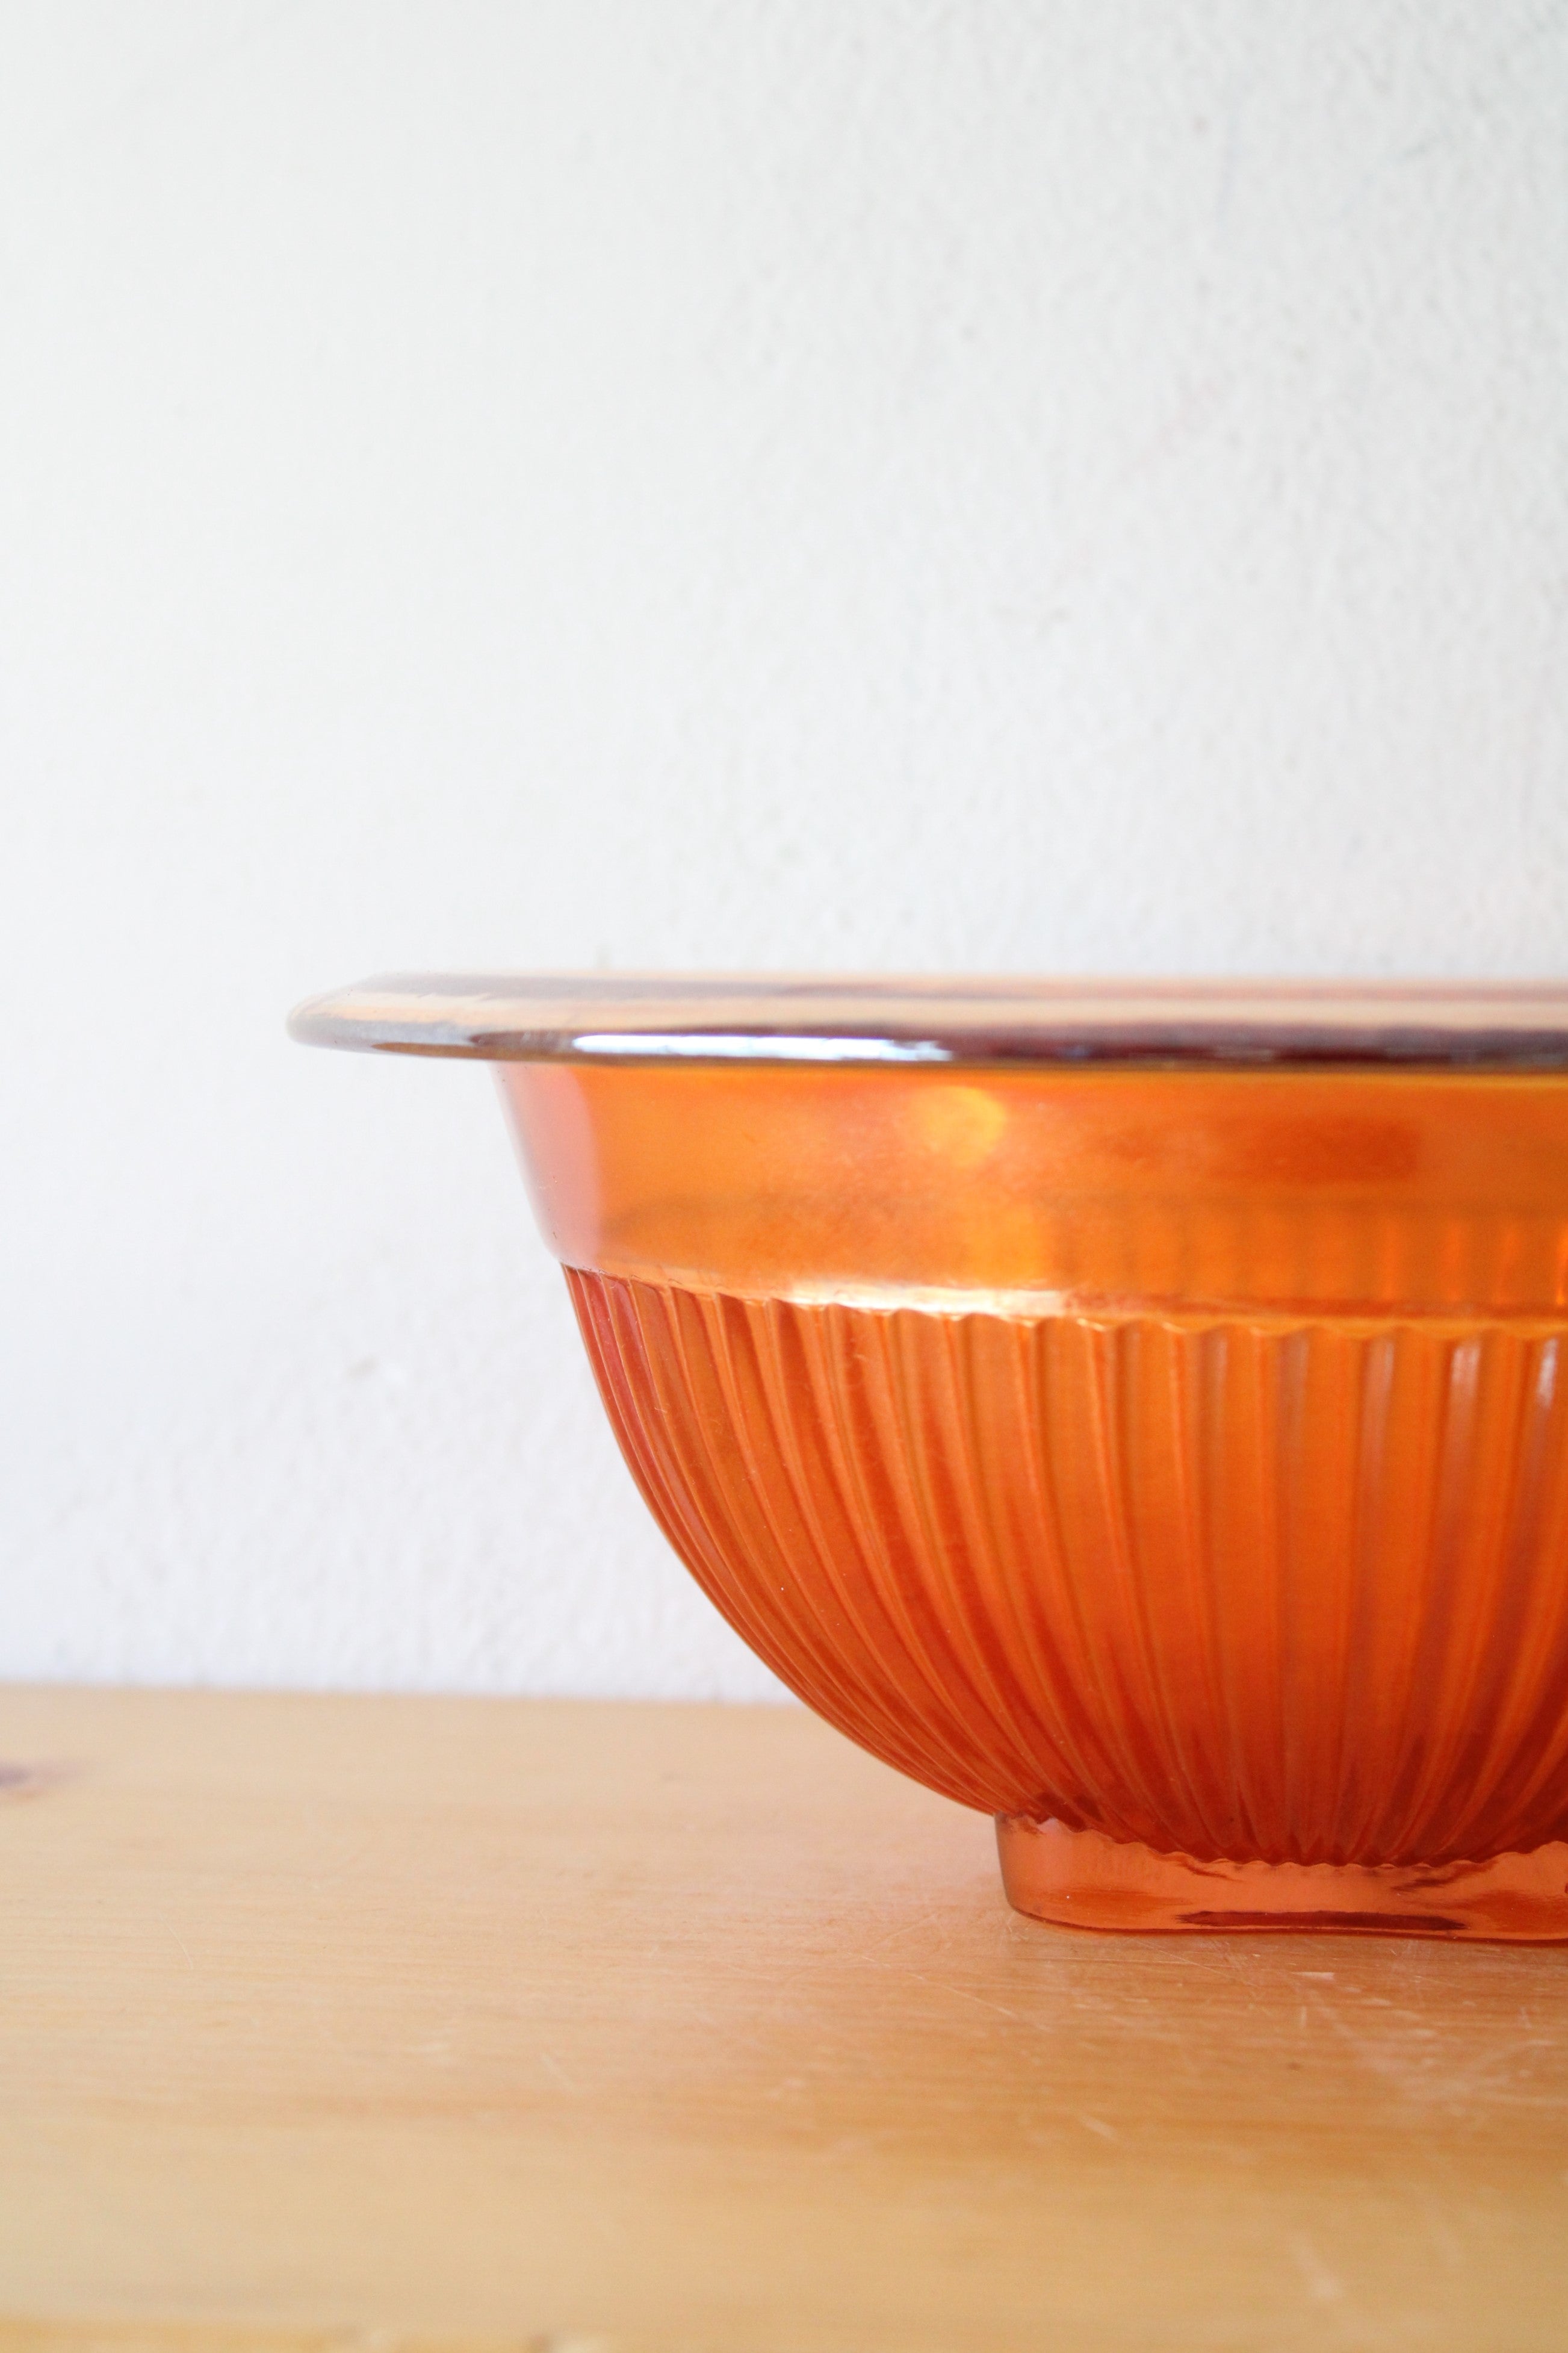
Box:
[287,973,1568,1071]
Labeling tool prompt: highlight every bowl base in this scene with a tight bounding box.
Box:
[996,1816,1568,1941]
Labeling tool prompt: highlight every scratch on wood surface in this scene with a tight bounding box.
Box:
[1077,2113,1120,2143]
[0,2322,594,2353]
[538,2048,581,2095]
[893,1970,1030,2028]
[1289,2231,1346,2306]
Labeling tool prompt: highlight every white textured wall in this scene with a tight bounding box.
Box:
[4,2,1566,1694]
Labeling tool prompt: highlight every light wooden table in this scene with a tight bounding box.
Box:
[2,1687,1566,2352]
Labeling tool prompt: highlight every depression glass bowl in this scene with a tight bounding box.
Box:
[291,977,1568,1940]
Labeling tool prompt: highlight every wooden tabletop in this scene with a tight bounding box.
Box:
[2,1688,1566,2352]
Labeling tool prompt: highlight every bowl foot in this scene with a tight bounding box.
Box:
[996,1815,1568,1940]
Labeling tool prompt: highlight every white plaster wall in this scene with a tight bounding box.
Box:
[3,1,1566,1695]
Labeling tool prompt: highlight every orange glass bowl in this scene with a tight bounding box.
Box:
[291,977,1568,1940]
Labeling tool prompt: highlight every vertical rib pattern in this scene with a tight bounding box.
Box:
[567,1269,1568,1868]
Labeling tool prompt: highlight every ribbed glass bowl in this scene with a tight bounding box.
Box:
[291,977,1568,1939]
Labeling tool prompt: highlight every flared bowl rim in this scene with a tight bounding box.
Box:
[289,972,1568,1070]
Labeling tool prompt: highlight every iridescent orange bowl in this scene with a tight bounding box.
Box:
[291,977,1568,1940]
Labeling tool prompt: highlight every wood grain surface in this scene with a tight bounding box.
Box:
[1,1686,1566,2351]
